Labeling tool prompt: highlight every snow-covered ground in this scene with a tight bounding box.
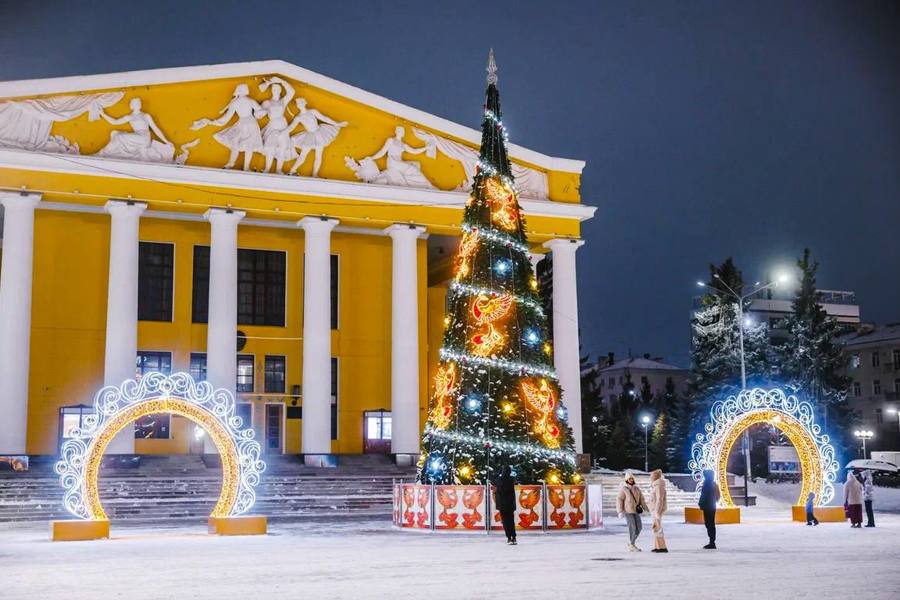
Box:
[2,505,899,600]
[750,480,900,511]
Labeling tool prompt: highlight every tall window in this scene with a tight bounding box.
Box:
[238,249,286,326]
[876,409,883,425]
[138,242,174,322]
[331,357,338,440]
[59,405,93,448]
[136,351,172,378]
[331,254,339,329]
[893,349,900,370]
[190,353,207,382]
[872,352,881,368]
[851,353,861,369]
[895,378,900,394]
[192,245,210,323]
[265,355,286,393]
[237,354,255,393]
[873,380,882,395]
[853,381,861,397]
[135,351,172,439]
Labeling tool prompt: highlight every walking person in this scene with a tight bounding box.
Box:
[698,469,720,549]
[862,470,876,527]
[616,471,649,552]
[496,465,517,545]
[805,492,819,526]
[843,470,864,528]
[648,469,668,553]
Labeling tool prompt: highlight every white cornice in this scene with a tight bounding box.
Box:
[0,59,585,175]
[0,148,597,221]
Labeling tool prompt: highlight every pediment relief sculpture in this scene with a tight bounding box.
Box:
[411,127,548,199]
[344,126,435,189]
[192,77,347,176]
[95,97,198,165]
[0,91,124,154]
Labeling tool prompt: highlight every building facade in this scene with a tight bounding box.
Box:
[747,288,860,338]
[0,61,595,464]
[841,324,900,452]
[596,355,688,414]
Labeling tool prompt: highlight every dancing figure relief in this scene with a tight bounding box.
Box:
[95,97,198,164]
[191,83,265,171]
[345,126,435,189]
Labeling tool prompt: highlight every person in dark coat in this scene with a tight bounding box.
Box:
[805,491,819,526]
[698,469,720,549]
[496,465,517,545]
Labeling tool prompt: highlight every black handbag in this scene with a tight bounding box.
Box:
[627,485,644,514]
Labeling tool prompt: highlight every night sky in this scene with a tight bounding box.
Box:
[2,1,898,367]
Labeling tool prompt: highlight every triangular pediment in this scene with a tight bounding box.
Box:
[0,61,583,201]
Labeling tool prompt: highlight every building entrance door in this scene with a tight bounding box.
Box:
[265,404,284,454]
[363,410,392,454]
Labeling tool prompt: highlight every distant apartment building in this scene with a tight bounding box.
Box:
[595,354,689,414]
[747,288,860,338]
[841,323,900,451]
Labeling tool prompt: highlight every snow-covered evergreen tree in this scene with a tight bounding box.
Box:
[674,258,777,469]
[777,249,853,456]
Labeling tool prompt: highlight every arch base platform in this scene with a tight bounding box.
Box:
[684,506,741,524]
[791,505,845,523]
[208,515,268,536]
[51,519,110,542]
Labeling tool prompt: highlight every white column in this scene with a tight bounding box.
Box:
[103,200,147,454]
[298,217,338,465]
[204,209,244,453]
[385,224,425,465]
[528,252,544,276]
[543,238,585,454]
[0,192,41,455]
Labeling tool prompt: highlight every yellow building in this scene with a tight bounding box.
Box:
[0,60,594,465]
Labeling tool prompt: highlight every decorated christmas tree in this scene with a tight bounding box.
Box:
[416,51,578,486]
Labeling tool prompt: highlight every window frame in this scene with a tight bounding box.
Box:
[191,244,210,324]
[189,352,207,383]
[872,351,881,368]
[237,247,287,327]
[237,353,255,394]
[137,241,175,322]
[873,379,882,396]
[134,351,173,440]
[264,355,287,394]
[331,356,339,440]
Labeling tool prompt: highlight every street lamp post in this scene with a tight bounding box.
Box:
[641,414,651,472]
[854,430,874,458]
[697,272,789,507]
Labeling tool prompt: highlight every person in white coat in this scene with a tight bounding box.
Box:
[648,469,668,553]
[844,470,864,528]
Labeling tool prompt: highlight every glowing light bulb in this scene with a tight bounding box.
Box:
[525,329,540,344]
[443,316,451,326]
[459,465,472,478]
[530,277,538,290]
[494,259,511,275]
[502,402,514,413]
[548,472,560,484]
[543,342,552,355]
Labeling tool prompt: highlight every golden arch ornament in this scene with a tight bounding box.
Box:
[689,387,838,507]
[55,372,265,521]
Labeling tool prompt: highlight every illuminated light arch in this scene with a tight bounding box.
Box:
[55,372,265,521]
[689,387,838,507]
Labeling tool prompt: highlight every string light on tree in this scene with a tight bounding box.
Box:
[417,50,577,486]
